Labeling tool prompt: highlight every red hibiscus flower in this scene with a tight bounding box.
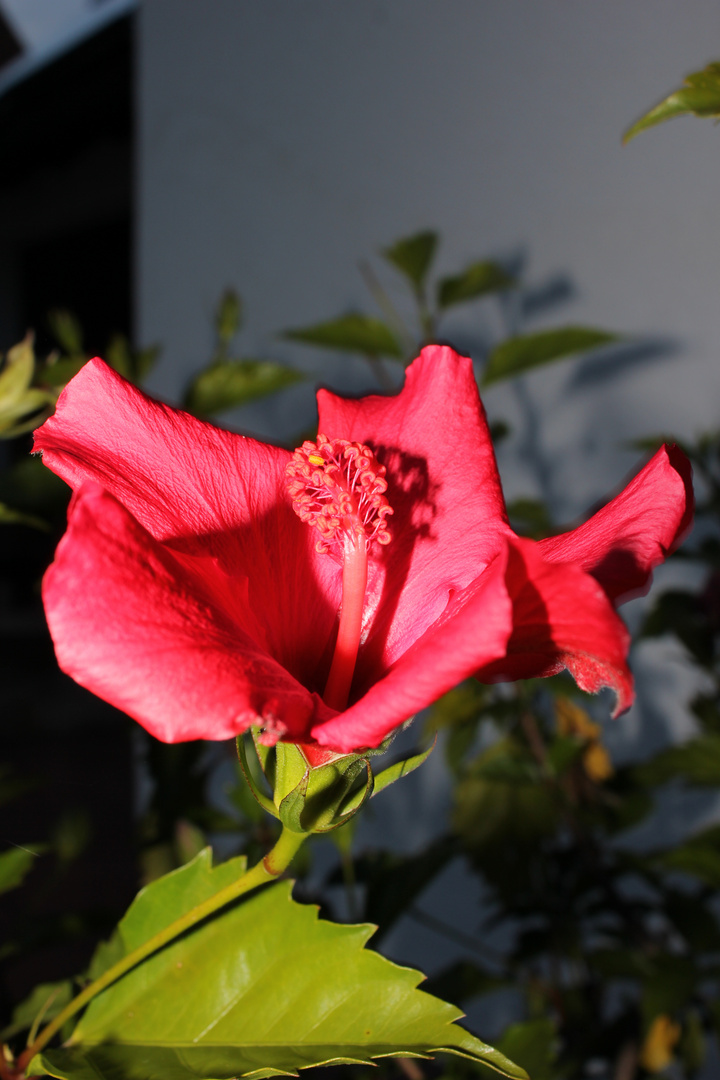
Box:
[34,346,692,755]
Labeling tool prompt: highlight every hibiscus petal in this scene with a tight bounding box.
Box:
[43,484,318,743]
[310,544,514,752]
[34,358,290,546]
[34,359,341,682]
[479,537,633,715]
[317,345,511,675]
[538,444,693,603]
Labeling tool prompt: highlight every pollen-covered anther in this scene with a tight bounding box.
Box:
[285,433,393,553]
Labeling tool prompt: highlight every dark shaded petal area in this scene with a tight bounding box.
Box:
[479,538,633,715]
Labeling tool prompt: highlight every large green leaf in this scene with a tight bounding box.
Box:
[284,314,403,358]
[624,62,720,143]
[36,850,526,1080]
[437,261,515,310]
[184,360,303,417]
[482,327,617,387]
[382,231,438,293]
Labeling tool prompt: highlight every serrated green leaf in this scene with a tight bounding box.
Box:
[624,62,720,143]
[482,327,618,387]
[284,314,403,359]
[0,846,39,895]
[184,360,303,416]
[437,261,515,310]
[36,854,527,1080]
[382,230,438,293]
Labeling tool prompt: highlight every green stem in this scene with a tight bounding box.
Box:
[16,827,306,1074]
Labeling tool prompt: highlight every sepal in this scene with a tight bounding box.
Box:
[237,731,436,834]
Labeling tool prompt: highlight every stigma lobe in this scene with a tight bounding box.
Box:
[285,434,393,554]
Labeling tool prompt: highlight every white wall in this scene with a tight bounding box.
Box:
[137,0,720,511]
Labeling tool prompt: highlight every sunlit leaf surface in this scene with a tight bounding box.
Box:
[37,851,526,1080]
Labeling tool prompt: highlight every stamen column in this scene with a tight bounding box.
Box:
[285,434,393,713]
[323,532,369,710]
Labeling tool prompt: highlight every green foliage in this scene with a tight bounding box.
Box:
[284,313,403,359]
[625,61,720,142]
[482,326,618,387]
[184,359,303,417]
[495,1020,557,1080]
[1,982,74,1042]
[505,498,556,540]
[0,846,38,896]
[633,734,720,787]
[184,289,304,417]
[36,852,526,1080]
[45,308,159,385]
[0,335,55,438]
[2,228,710,1080]
[437,261,515,310]
[215,288,243,348]
[382,230,438,294]
[46,309,84,357]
